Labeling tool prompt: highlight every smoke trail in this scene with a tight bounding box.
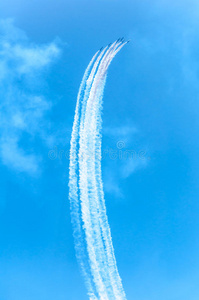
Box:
[69,50,100,299]
[81,41,127,297]
[81,41,127,299]
[70,44,120,299]
[79,42,123,300]
[69,39,128,299]
[69,46,113,299]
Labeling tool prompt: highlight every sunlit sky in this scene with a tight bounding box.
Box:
[1,1,199,299]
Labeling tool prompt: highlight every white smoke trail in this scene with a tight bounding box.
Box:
[69,39,128,299]
[80,42,118,133]
[93,44,128,299]
[81,41,127,299]
[69,50,100,299]
[69,46,113,299]
[77,41,126,299]
[78,42,122,300]
[78,48,117,300]
[76,42,123,299]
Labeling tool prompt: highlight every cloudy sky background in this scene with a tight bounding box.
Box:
[1,1,199,299]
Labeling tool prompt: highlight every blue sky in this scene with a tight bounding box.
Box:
[1,1,199,299]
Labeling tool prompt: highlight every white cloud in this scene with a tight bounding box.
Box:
[103,124,137,141]
[120,157,148,179]
[1,137,40,175]
[103,123,149,198]
[13,43,60,74]
[103,171,124,199]
[0,19,61,175]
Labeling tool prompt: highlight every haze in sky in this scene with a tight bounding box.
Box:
[1,1,199,299]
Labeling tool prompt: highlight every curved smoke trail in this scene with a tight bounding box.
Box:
[69,39,128,299]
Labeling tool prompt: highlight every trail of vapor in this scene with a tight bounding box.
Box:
[69,39,127,299]
[69,50,100,299]
[69,45,114,299]
[81,41,127,299]
[78,45,117,300]
[79,46,109,134]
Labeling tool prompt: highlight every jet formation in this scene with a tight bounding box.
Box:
[99,37,130,52]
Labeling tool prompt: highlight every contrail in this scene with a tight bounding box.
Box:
[80,41,127,299]
[79,42,123,300]
[69,39,128,299]
[69,50,100,299]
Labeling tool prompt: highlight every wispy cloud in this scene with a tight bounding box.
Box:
[103,169,124,199]
[120,157,148,179]
[0,19,61,175]
[1,137,40,175]
[103,124,137,139]
[103,123,149,198]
